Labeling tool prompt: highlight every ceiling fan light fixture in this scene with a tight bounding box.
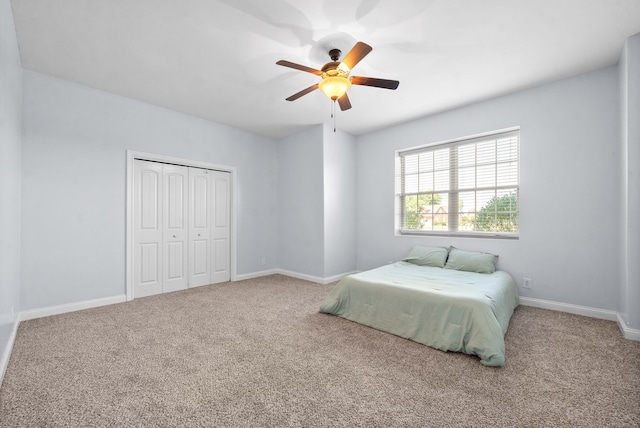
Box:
[318,76,351,100]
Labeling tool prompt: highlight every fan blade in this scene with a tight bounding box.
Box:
[276,60,322,75]
[337,93,352,111]
[351,76,399,90]
[338,41,372,72]
[285,84,319,101]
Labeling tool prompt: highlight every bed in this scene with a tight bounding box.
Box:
[319,246,520,366]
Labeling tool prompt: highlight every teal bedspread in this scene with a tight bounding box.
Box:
[319,262,519,366]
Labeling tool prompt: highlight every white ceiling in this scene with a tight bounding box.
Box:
[9,0,640,139]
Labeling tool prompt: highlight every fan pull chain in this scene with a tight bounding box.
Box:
[332,100,337,132]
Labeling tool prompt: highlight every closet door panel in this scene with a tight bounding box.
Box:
[211,171,231,283]
[163,164,189,293]
[166,242,184,279]
[189,168,211,287]
[193,240,208,275]
[140,243,160,284]
[133,160,163,298]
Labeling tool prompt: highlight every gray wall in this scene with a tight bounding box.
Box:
[323,125,357,278]
[619,33,640,330]
[20,71,279,310]
[0,0,22,364]
[276,124,358,280]
[277,126,325,278]
[356,66,621,312]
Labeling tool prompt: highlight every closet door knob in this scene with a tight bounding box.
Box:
[172,235,176,238]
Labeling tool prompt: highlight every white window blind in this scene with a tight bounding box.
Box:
[396,129,519,238]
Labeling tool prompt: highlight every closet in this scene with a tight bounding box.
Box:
[133,159,230,298]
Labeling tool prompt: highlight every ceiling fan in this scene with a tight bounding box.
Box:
[276,41,399,111]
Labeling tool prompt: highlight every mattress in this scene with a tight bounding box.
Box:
[319,261,519,366]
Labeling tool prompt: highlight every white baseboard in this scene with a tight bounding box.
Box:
[234,269,279,282]
[616,313,640,341]
[235,269,356,285]
[273,269,355,284]
[0,319,19,388]
[263,269,325,284]
[19,295,127,322]
[519,297,618,321]
[323,271,358,284]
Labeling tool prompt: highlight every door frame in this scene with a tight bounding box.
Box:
[126,150,237,301]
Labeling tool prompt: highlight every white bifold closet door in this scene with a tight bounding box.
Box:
[210,170,231,284]
[133,159,230,298]
[189,167,211,288]
[163,163,189,293]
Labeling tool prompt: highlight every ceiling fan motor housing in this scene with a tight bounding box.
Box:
[321,61,345,76]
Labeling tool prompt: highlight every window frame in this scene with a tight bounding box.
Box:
[395,128,520,239]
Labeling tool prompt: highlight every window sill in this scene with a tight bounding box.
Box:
[397,230,519,240]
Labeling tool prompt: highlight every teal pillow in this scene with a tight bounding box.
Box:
[403,246,449,268]
[444,247,497,274]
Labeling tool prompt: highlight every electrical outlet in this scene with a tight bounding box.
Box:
[261,258,267,266]
[523,277,532,289]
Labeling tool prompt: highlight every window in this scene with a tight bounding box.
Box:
[396,129,519,238]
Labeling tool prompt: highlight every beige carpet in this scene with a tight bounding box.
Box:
[1,275,639,427]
